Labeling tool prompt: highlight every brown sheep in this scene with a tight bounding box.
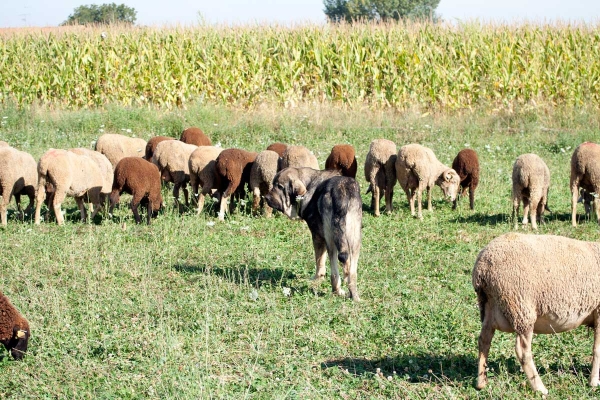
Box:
[395,144,460,219]
[110,157,163,225]
[249,150,280,217]
[180,127,211,146]
[0,146,37,225]
[94,133,146,168]
[570,142,600,226]
[364,139,397,217]
[215,148,258,221]
[145,136,174,160]
[451,148,480,210]
[266,142,288,158]
[473,233,600,394]
[0,290,30,360]
[188,146,223,214]
[325,144,357,178]
[34,149,105,225]
[511,153,550,230]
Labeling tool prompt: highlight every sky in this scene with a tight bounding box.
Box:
[1,0,600,28]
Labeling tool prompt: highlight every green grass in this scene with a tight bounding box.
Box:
[1,103,600,398]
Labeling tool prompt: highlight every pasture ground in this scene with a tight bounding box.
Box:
[0,103,599,398]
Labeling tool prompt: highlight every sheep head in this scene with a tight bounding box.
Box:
[1,326,29,360]
[436,169,460,201]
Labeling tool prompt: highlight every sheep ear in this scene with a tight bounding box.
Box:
[445,171,453,181]
[16,330,26,339]
[291,179,307,197]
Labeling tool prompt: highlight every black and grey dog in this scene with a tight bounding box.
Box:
[265,167,362,301]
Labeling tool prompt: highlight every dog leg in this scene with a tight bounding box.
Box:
[312,235,327,281]
[326,244,344,297]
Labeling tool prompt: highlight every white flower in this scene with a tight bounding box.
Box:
[206,221,215,227]
[282,287,291,297]
[100,124,105,128]
[126,129,132,133]
[560,148,565,153]
[98,129,104,133]
[240,226,249,231]
[249,289,258,301]
[464,143,470,147]
[213,123,218,126]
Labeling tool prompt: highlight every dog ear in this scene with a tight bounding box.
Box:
[291,179,307,197]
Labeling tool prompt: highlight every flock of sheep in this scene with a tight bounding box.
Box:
[3,126,600,395]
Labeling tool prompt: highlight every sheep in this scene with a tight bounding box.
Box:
[0,146,37,225]
[0,141,10,147]
[511,153,550,230]
[67,148,113,219]
[472,232,600,394]
[395,143,460,219]
[188,146,223,214]
[0,290,30,360]
[570,142,600,226]
[180,127,211,146]
[249,150,280,217]
[95,133,146,168]
[151,140,198,207]
[579,188,596,220]
[110,157,163,225]
[280,145,319,170]
[266,142,288,158]
[145,136,174,160]
[34,149,106,225]
[364,139,397,217]
[325,144,357,178]
[215,148,257,221]
[451,148,480,210]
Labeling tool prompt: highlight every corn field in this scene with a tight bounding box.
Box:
[1,22,600,110]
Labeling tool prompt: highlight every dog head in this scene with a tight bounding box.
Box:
[436,169,460,201]
[265,168,308,219]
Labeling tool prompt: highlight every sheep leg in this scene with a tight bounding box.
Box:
[595,194,600,226]
[34,184,46,225]
[173,183,181,208]
[372,185,380,216]
[516,330,547,395]
[52,186,67,226]
[426,186,433,211]
[311,236,327,282]
[529,196,540,230]
[146,199,152,225]
[417,186,425,219]
[75,197,87,223]
[385,183,394,214]
[0,192,9,226]
[476,311,495,390]
[469,186,475,210]
[182,183,189,207]
[198,186,212,215]
[572,184,580,226]
[14,193,22,221]
[130,200,142,224]
[218,194,229,221]
[521,197,530,227]
[590,312,600,387]
[252,187,261,216]
[512,196,520,230]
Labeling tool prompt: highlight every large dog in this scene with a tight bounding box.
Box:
[265,167,362,301]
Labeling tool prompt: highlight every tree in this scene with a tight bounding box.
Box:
[323,0,440,23]
[61,3,137,26]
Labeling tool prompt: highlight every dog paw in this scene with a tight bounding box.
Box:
[333,289,346,297]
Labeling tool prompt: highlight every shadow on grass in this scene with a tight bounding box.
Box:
[173,263,297,288]
[452,213,509,226]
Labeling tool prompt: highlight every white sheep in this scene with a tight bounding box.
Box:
[570,142,600,226]
[364,139,397,216]
[188,146,223,214]
[95,133,146,168]
[34,149,105,225]
[151,140,198,206]
[511,153,550,230]
[395,143,460,219]
[249,150,280,217]
[0,146,38,225]
[473,232,600,394]
[280,145,319,170]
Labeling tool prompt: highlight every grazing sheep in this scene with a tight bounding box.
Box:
[151,140,198,206]
[395,143,460,219]
[280,145,319,170]
[145,136,174,160]
[325,144,357,178]
[0,146,37,225]
[68,148,114,219]
[0,290,30,360]
[511,153,550,230]
[0,141,10,147]
[188,146,224,214]
[451,148,480,210]
[95,133,146,168]
[570,142,600,226]
[364,139,397,216]
[266,142,288,158]
[472,232,600,394]
[215,148,257,221]
[180,127,211,146]
[34,149,105,225]
[249,150,280,217]
[110,157,163,225]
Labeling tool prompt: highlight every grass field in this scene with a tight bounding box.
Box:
[0,102,600,398]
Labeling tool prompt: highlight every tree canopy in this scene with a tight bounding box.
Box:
[61,3,137,26]
[323,0,440,23]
